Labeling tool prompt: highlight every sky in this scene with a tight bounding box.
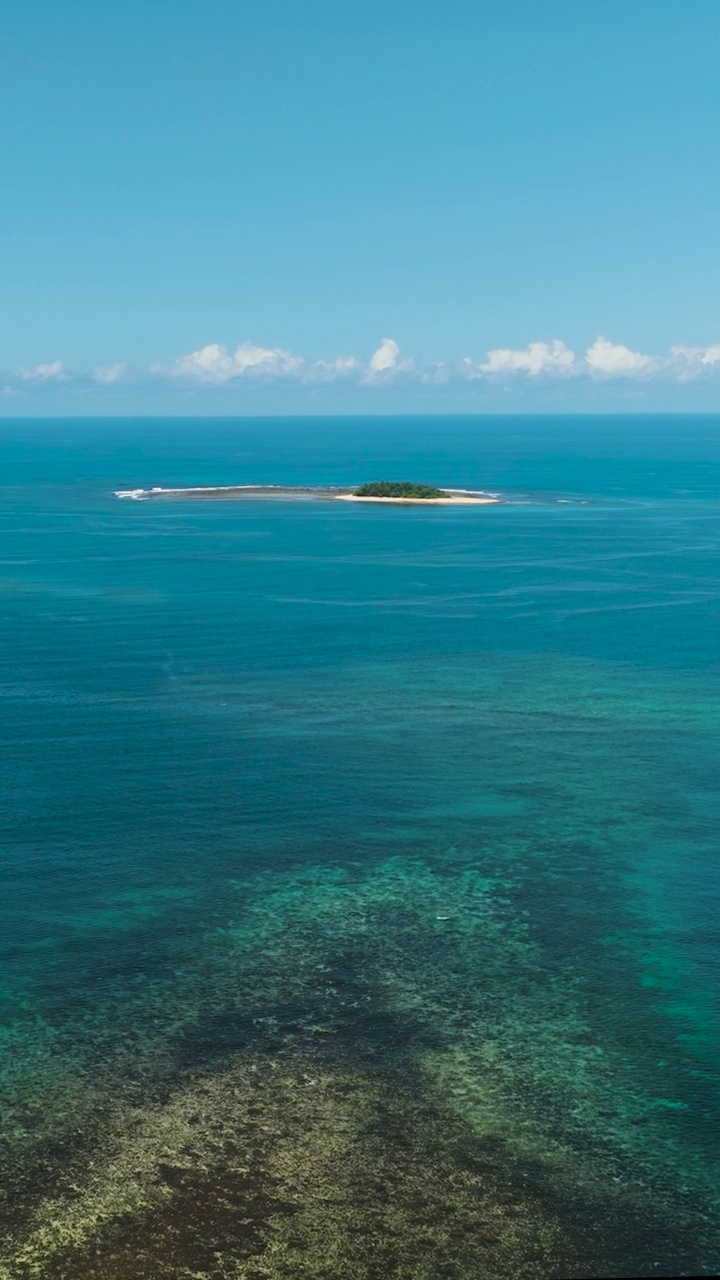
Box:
[2,0,720,415]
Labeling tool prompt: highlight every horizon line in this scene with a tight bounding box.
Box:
[3,410,720,423]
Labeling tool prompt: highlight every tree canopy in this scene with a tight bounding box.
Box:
[353,481,448,499]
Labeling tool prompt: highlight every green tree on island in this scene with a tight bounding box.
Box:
[353,481,449,498]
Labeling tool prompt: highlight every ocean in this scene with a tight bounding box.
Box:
[1,415,719,1278]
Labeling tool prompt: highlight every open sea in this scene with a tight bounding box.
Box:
[1,414,720,1279]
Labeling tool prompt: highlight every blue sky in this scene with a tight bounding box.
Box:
[2,0,720,414]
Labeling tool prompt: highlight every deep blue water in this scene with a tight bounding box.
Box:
[1,416,719,1279]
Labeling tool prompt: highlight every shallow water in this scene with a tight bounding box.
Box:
[1,416,719,1278]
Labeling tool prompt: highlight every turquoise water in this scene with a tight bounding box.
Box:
[1,416,720,1278]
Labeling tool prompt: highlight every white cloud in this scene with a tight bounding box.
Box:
[18,359,68,382]
[671,343,720,373]
[173,343,234,381]
[583,336,655,377]
[365,337,414,380]
[306,356,361,382]
[478,339,576,377]
[93,363,127,385]
[368,337,400,375]
[173,342,304,383]
[473,336,663,380]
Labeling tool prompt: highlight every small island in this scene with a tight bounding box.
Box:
[337,480,497,505]
[115,482,499,505]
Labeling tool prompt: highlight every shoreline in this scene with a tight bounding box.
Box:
[114,485,501,505]
[336,493,497,505]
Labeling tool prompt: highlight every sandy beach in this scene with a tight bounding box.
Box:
[335,494,498,505]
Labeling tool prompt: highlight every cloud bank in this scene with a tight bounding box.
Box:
[4,335,720,397]
[172,342,304,382]
[477,339,576,377]
[18,359,68,383]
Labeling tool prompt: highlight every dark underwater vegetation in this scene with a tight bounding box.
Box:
[1,415,720,1278]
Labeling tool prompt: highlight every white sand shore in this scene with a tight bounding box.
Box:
[334,494,499,505]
